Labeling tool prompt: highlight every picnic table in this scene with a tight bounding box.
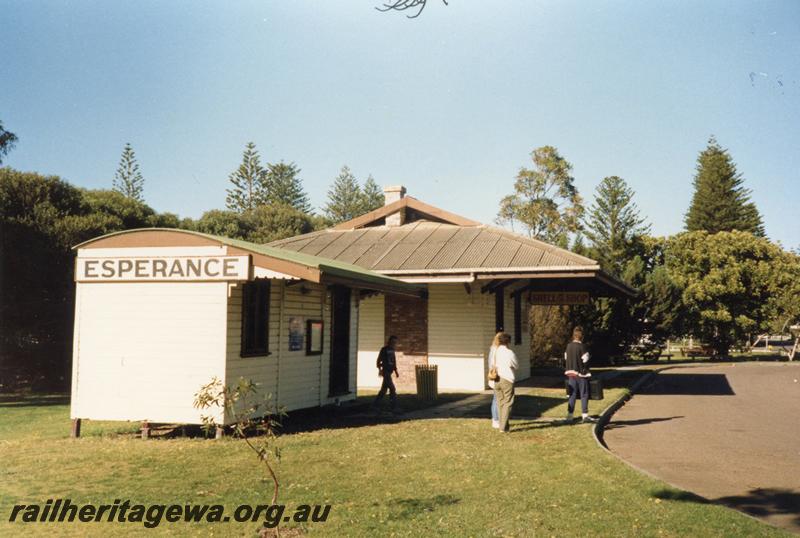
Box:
[680,345,716,358]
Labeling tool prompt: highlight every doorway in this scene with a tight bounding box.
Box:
[329,286,351,396]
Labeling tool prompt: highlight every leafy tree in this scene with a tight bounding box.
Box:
[263,161,311,213]
[0,169,187,390]
[1,169,93,389]
[685,137,764,236]
[529,305,572,366]
[195,204,315,244]
[584,176,650,276]
[112,143,145,202]
[665,230,786,356]
[82,189,156,231]
[245,204,315,243]
[226,142,267,212]
[194,209,251,240]
[497,146,584,245]
[323,165,363,224]
[360,175,384,214]
[0,120,18,164]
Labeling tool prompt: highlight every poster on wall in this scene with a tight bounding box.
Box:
[288,317,304,351]
[307,320,323,355]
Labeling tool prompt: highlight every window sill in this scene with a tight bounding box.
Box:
[239,352,272,359]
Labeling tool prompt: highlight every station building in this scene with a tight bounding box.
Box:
[269,186,635,392]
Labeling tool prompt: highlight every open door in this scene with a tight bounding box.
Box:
[329,286,351,396]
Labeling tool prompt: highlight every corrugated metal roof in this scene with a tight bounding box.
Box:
[268,220,598,273]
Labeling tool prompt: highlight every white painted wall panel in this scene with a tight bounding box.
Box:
[427,356,486,392]
[428,283,495,391]
[71,281,228,424]
[356,294,384,388]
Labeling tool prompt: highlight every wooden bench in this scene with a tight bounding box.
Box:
[680,346,715,358]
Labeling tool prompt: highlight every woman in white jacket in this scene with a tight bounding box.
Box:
[487,332,502,428]
[493,333,518,433]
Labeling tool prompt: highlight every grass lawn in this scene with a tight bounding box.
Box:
[0,382,788,537]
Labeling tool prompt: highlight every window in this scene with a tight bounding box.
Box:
[514,292,522,345]
[241,280,270,357]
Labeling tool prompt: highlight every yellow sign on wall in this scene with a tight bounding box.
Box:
[530,291,590,305]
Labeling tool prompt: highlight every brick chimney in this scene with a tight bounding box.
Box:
[384,185,406,226]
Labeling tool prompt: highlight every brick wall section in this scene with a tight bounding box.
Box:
[385,294,428,391]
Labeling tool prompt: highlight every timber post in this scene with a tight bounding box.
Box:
[71,418,82,438]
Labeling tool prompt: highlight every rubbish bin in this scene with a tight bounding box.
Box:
[590,379,604,400]
[415,364,438,401]
[564,378,604,400]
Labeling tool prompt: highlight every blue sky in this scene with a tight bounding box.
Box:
[3,1,798,248]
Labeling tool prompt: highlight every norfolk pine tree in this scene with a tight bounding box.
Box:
[226,142,267,212]
[685,137,764,236]
[360,175,385,214]
[113,143,145,202]
[584,176,650,277]
[263,161,311,213]
[323,165,363,223]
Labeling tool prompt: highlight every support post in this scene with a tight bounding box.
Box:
[141,421,150,440]
[71,418,82,438]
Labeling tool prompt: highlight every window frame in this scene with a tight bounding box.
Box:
[240,280,271,358]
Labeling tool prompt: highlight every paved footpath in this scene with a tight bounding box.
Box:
[604,362,800,533]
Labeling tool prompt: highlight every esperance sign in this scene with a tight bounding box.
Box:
[76,256,250,282]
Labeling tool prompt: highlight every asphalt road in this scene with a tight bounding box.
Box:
[604,362,800,533]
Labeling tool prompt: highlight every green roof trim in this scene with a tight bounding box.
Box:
[73,228,423,295]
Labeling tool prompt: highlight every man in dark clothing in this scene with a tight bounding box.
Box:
[372,336,399,413]
[564,326,596,424]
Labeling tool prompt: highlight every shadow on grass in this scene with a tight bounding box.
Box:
[654,488,800,529]
[604,416,684,430]
[0,393,69,407]
[509,419,577,432]
[461,394,565,420]
[386,495,460,520]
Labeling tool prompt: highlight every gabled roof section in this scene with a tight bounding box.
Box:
[333,196,481,230]
[73,228,424,297]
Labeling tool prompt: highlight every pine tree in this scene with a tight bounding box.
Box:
[584,176,650,276]
[113,143,145,202]
[226,142,267,212]
[263,161,311,213]
[323,166,363,224]
[685,137,764,236]
[359,175,384,214]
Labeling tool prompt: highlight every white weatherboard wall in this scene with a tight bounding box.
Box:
[356,294,384,388]
[427,284,491,391]
[71,281,228,424]
[226,280,357,412]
